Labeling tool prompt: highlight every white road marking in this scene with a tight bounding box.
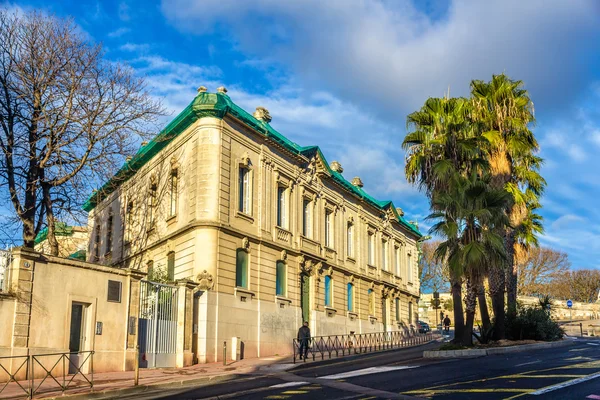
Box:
[531,372,600,395]
[268,381,310,389]
[587,343,600,346]
[319,366,419,380]
[515,360,541,367]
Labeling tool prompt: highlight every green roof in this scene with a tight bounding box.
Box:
[82,90,421,238]
[34,222,74,245]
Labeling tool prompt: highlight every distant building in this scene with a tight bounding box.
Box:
[34,222,88,259]
[84,87,423,362]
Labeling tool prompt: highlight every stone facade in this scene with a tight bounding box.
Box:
[85,89,422,363]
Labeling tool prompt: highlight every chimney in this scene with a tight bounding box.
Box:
[253,107,272,123]
[330,161,343,173]
[351,177,363,188]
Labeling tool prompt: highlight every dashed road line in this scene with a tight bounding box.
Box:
[530,371,600,395]
[587,343,600,346]
[586,395,600,399]
[515,360,541,367]
[320,366,419,380]
[268,381,310,389]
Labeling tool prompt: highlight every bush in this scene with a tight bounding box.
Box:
[506,306,564,342]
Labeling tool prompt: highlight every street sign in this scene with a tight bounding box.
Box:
[567,299,573,308]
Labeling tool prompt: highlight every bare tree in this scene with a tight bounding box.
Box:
[0,10,163,254]
[517,247,570,297]
[419,241,450,293]
[548,269,600,303]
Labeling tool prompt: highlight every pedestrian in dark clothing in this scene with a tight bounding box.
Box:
[443,315,451,334]
[297,321,311,360]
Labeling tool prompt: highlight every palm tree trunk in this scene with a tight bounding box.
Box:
[462,278,477,346]
[450,270,465,344]
[477,281,491,335]
[488,263,506,340]
[506,230,517,317]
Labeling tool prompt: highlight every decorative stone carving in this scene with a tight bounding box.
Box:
[382,286,391,298]
[197,270,214,291]
[351,177,363,188]
[369,281,375,289]
[240,152,251,168]
[348,215,354,224]
[217,86,228,94]
[281,249,287,260]
[347,275,355,284]
[409,220,419,229]
[329,161,343,173]
[396,207,405,217]
[242,237,250,250]
[197,86,207,93]
[253,107,272,123]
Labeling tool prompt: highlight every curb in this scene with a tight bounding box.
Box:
[423,339,575,359]
[42,373,237,400]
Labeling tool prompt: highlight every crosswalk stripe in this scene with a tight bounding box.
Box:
[531,372,600,395]
[320,365,419,380]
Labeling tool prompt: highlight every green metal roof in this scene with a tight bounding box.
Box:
[34,222,74,245]
[82,90,421,238]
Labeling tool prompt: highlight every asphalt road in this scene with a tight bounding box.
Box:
[124,337,600,400]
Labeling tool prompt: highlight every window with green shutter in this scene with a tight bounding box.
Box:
[276,260,286,296]
[236,249,248,288]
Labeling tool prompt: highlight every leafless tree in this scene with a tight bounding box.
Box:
[419,241,450,293]
[517,247,570,297]
[0,10,163,254]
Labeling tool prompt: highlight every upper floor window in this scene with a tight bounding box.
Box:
[167,251,175,281]
[93,218,101,262]
[106,212,113,256]
[347,223,353,258]
[381,239,388,271]
[324,275,332,307]
[368,232,374,266]
[236,249,248,289]
[347,283,354,312]
[169,168,178,217]
[303,199,312,238]
[276,186,288,229]
[394,246,400,276]
[125,201,134,243]
[238,167,251,214]
[276,260,286,296]
[408,301,413,324]
[325,210,333,248]
[407,253,412,283]
[148,180,157,228]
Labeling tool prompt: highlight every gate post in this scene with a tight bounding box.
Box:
[125,269,145,371]
[175,280,198,368]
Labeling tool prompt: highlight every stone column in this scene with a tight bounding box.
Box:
[124,268,146,371]
[175,279,198,367]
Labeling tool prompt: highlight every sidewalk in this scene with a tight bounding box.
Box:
[0,355,295,400]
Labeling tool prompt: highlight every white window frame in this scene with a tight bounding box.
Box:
[325,209,333,248]
[303,198,312,238]
[381,239,388,271]
[238,167,252,215]
[276,185,288,229]
[368,231,374,266]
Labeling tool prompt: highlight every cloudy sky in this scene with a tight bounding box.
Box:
[8,0,600,269]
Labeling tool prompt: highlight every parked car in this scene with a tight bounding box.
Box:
[418,321,430,333]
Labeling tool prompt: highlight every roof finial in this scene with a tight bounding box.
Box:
[330,161,343,173]
[253,107,272,123]
[197,86,207,93]
[351,177,363,188]
[217,86,228,94]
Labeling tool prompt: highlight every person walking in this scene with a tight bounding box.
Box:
[297,321,311,360]
[443,315,451,334]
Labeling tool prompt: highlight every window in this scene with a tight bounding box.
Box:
[394,246,400,276]
[276,260,286,296]
[238,167,251,214]
[93,219,101,262]
[303,199,312,237]
[347,223,353,258]
[347,283,354,312]
[407,254,412,282]
[106,213,113,255]
[395,298,400,321]
[277,186,287,228]
[368,288,375,315]
[381,240,388,271]
[148,181,157,228]
[107,280,122,303]
[368,232,374,265]
[167,252,175,281]
[324,275,332,307]
[125,201,134,242]
[169,168,178,217]
[408,302,413,323]
[147,260,154,280]
[325,210,333,248]
[236,249,248,288]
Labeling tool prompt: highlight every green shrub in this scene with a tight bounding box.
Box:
[506,306,564,342]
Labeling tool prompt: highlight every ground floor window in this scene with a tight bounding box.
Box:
[395,298,400,321]
[324,275,332,307]
[347,283,354,312]
[236,249,248,288]
[276,260,286,296]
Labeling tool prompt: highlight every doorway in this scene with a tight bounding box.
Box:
[68,302,88,374]
[300,274,310,324]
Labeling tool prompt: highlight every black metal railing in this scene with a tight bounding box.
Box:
[0,351,94,399]
[293,331,435,363]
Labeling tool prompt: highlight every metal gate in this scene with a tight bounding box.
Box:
[138,280,178,368]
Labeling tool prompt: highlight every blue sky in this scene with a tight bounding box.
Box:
[6,0,600,269]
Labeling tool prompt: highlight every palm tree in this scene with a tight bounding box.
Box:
[470,74,545,337]
[428,171,509,345]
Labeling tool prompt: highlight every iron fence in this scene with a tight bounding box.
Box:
[293,331,434,363]
[0,351,94,399]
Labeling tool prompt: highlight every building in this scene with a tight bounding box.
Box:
[80,87,422,363]
[34,223,88,259]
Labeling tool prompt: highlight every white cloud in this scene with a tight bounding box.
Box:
[550,214,585,231]
[118,2,130,21]
[108,27,130,38]
[120,43,150,53]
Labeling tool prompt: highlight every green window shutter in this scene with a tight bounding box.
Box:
[347,283,353,312]
[324,276,332,307]
[236,249,248,288]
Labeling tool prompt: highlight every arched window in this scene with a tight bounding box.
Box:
[324,275,332,307]
[236,249,248,288]
[276,260,286,296]
[347,283,354,312]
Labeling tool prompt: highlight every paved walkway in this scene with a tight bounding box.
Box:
[0,355,295,400]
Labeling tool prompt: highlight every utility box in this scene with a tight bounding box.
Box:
[231,337,241,361]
